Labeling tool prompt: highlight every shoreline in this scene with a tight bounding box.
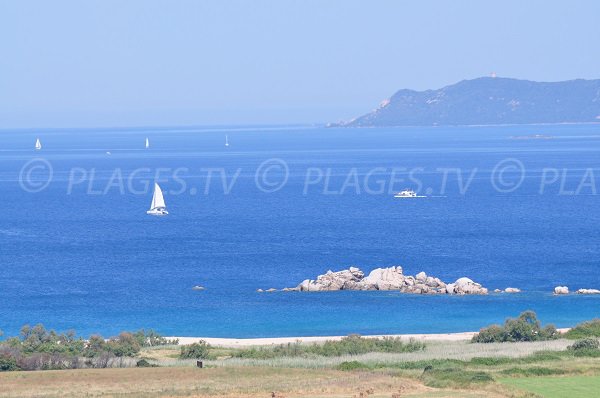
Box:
[168,328,571,347]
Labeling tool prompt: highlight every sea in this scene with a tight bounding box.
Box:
[1,124,600,338]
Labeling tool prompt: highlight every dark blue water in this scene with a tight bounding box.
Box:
[1,124,600,337]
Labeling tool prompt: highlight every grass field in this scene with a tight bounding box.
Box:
[500,375,600,398]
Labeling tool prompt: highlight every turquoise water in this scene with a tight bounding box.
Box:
[1,124,600,337]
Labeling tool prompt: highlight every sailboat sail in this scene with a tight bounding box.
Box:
[35,138,42,150]
[225,135,229,147]
[150,183,166,210]
[145,137,150,149]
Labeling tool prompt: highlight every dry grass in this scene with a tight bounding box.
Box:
[198,339,573,369]
[0,366,502,398]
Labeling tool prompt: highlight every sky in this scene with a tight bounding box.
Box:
[1,0,599,128]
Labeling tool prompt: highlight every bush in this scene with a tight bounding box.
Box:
[0,354,20,371]
[471,325,507,343]
[0,324,177,372]
[565,319,600,340]
[337,360,370,371]
[378,359,464,370]
[500,367,567,376]
[472,311,559,343]
[136,359,155,367]
[132,330,178,347]
[519,350,564,363]
[107,333,141,357]
[469,356,513,366]
[18,324,85,355]
[179,341,210,359]
[568,338,600,351]
[421,368,493,388]
[83,335,108,358]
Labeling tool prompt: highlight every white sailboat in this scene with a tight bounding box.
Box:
[145,137,150,149]
[147,183,168,216]
[35,138,42,150]
[225,135,229,147]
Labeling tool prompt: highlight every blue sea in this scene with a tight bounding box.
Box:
[1,124,600,338]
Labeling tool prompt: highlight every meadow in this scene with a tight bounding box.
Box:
[3,315,600,397]
[2,339,600,397]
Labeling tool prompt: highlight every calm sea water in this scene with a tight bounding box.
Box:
[1,124,600,337]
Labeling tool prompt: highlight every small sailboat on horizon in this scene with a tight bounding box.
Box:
[145,137,150,149]
[35,138,42,150]
[147,183,168,216]
[225,135,229,147]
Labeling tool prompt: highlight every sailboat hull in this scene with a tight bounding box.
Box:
[147,209,169,216]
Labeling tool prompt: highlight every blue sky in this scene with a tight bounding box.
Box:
[1,0,599,128]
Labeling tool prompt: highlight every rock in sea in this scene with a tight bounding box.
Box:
[554,286,569,295]
[284,266,486,295]
[504,287,521,293]
[576,288,600,294]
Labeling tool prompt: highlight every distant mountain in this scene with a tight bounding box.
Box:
[336,77,600,127]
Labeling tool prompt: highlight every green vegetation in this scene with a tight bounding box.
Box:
[421,368,493,388]
[231,335,426,359]
[135,358,158,367]
[179,341,211,359]
[564,319,600,339]
[567,338,599,351]
[0,354,19,371]
[500,366,567,376]
[500,375,600,398]
[337,360,370,370]
[0,324,177,371]
[472,310,559,343]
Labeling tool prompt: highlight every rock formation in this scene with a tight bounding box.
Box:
[576,288,600,294]
[554,286,569,295]
[283,266,487,295]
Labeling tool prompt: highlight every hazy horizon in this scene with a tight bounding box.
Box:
[2,0,600,128]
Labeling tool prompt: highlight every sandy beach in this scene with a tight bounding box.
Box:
[170,328,571,347]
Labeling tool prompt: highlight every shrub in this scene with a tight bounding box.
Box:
[519,350,564,363]
[500,367,567,376]
[132,329,178,347]
[83,335,108,358]
[337,360,370,370]
[136,359,152,367]
[0,324,177,372]
[469,356,513,366]
[471,325,506,343]
[565,319,600,339]
[472,311,559,343]
[421,368,493,388]
[179,341,210,359]
[18,324,85,355]
[567,338,600,351]
[107,333,141,357]
[0,354,20,371]
[381,359,465,370]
